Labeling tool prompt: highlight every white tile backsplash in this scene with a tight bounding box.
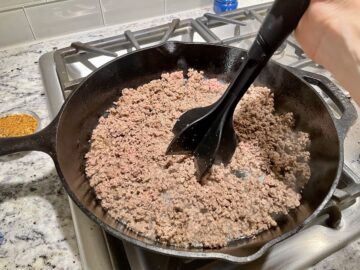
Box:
[165,0,212,14]
[238,0,272,8]
[0,9,35,47]
[101,0,164,25]
[25,0,103,39]
[0,0,274,49]
[0,0,45,10]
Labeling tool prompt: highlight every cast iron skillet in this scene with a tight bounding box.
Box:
[0,42,357,263]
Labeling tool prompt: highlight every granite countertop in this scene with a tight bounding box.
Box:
[0,6,359,270]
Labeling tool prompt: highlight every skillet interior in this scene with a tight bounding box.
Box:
[54,42,340,258]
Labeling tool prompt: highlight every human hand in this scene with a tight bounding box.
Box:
[295,0,360,104]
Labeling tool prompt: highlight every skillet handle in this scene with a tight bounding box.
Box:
[291,68,357,139]
[0,116,58,158]
[320,165,360,228]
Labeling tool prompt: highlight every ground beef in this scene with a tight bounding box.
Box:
[85,69,311,248]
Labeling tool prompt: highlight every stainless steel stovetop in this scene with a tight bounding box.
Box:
[39,2,360,269]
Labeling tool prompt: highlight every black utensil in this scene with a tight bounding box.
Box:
[166,0,310,180]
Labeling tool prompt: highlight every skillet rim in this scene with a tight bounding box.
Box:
[52,41,343,263]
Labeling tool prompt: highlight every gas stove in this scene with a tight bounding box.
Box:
[39,2,360,269]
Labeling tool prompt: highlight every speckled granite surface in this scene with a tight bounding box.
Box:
[0,6,359,270]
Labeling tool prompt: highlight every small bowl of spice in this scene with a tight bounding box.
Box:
[0,109,40,160]
[0,109,40,138]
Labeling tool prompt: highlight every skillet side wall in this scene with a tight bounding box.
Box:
[54,43,340,257]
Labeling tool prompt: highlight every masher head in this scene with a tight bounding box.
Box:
[166,103,237,180]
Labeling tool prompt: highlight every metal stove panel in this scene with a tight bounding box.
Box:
[39,2,360,269]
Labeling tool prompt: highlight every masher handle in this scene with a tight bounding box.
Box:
[257,0,310,56]
[224,0,310,113]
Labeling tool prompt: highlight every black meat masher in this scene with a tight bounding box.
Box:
[166,0,310,180]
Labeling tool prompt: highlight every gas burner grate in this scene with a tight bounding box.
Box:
[54,18,214,96]
[53,1,315,99]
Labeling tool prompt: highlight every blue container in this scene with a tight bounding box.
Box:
[214,0,238,14]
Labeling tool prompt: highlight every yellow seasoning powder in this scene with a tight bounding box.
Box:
[0,114,38,138]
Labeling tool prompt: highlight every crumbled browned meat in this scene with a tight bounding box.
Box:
[85,69,311,248]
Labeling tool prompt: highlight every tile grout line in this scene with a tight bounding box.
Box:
[0,0,66,13]
[22,7,36,40]
[98,0,106,26]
